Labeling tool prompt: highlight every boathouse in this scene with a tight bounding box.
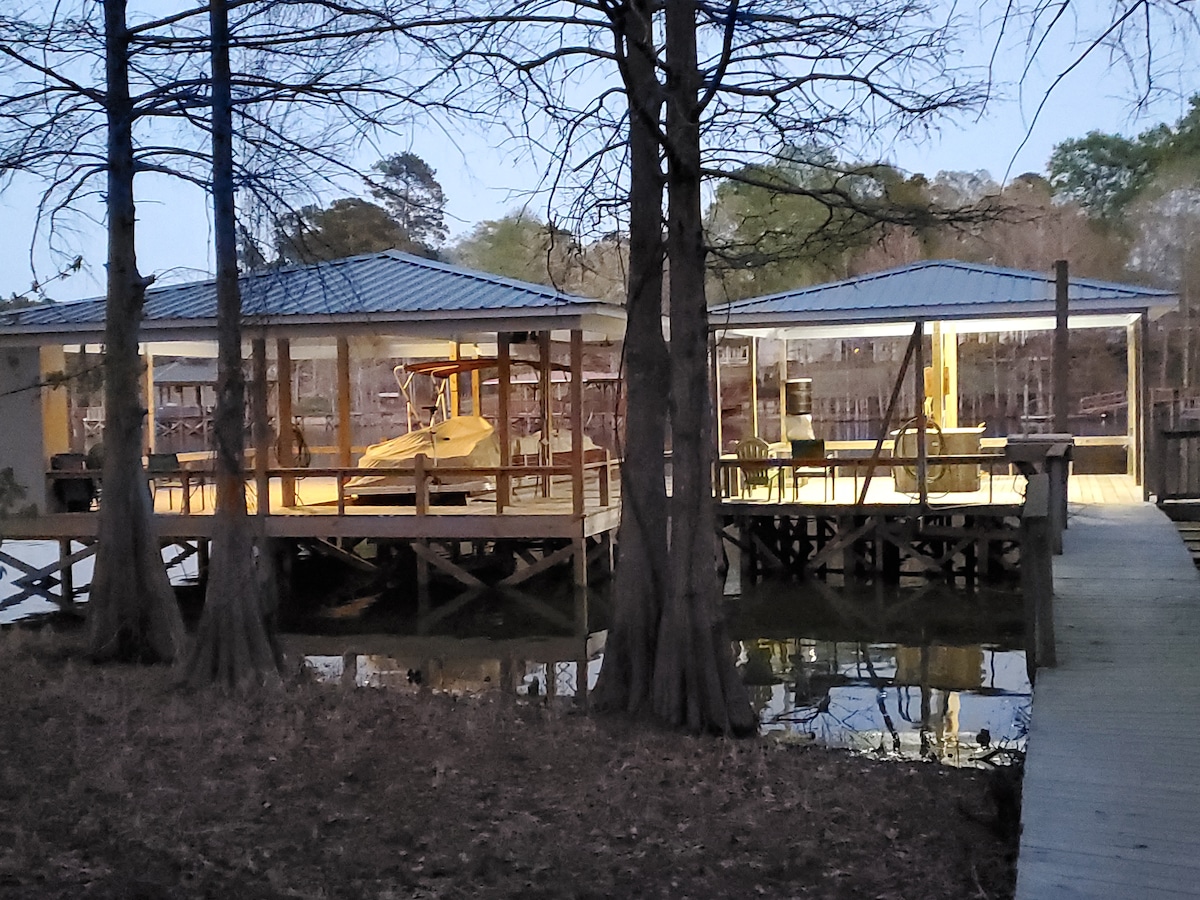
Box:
[0,251,626,624]
[708,260,1177,585]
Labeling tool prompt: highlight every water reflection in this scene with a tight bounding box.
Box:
[4,538,1028,766]
[740,639,1028,765]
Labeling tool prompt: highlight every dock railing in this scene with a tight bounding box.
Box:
[716,453,1010,503]
[1021,472,1056,672]
[46,453,621,518]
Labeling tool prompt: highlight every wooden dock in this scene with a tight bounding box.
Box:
[1016,500,1200,898]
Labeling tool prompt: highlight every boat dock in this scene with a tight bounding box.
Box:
[1016,500,1200,898]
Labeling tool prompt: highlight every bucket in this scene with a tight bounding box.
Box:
[785,379,813,417]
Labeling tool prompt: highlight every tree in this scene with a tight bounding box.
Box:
[89,0,188,662]
[1,0,420,667]
[407,0,985,734]
[369,152,448,249]
[179,0,284,690]
[275,197,429,263]
[451,212,581,285]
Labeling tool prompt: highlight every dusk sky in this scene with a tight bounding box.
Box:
[2,4,1196,305]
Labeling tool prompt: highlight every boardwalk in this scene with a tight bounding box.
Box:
[1016,500,1200,898]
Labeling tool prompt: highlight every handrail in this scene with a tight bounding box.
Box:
[47,455,623,519]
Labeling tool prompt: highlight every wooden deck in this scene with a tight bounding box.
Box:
[723,471,1140,507]
[1016,500,1200,898]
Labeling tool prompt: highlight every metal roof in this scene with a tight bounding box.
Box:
[0,250,624,343]
[711,260,1177,333]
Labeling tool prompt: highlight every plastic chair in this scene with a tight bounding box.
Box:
[787,438,829,501]
[735,437,779,499]
[147,452,184,510]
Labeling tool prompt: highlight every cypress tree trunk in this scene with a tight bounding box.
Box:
[592,0,670,716]
[87,0,186,663]
[653,0,755,735]
[181,0,283,690]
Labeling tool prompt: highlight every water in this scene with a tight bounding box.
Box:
[2,540,1027,765]
[0,539,199,624]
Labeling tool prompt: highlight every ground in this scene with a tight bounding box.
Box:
[0,628,1017,899]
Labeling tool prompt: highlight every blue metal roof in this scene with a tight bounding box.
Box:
[711,260,1176,328]
[1,250,620,335]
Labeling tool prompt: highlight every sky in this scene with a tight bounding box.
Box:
[2,4,1197,305]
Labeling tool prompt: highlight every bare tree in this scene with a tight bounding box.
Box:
[0,0,421,668]
[404,0,985,733]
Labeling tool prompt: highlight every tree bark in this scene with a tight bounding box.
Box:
[180,0,283,690]
[87,0,186,664]
[653,0,755,735]
[591,0,670,716]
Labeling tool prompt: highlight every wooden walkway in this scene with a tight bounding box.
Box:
[1016,500,1200,898]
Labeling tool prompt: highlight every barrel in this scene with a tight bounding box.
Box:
[785,379,813,417]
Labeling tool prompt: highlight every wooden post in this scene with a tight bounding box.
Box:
[470,345,482,415]
[1053,260,1070,435]
[497,333,512,510]
[749,337,759,438]
[711,336,723,453]
[143,347,156,454]
[914,321,928,506]
[58,539,74,608]
[450,342,461,418]
[930,322,944,428]
[1046,443,1070,554]
[538,331,553,498]
[415,453,429,515]
[1021,473,1056,672]
[777,340,787,443]
[252,337,270,517]
[1128,314,1148,488]
[570,329,585,517]
[336,336,352,468]
[942,324,958,429]
[276,338,295,507]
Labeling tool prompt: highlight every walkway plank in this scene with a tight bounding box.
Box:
[1016,501,1200,899]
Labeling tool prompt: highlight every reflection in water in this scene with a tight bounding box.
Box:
[5,538,1028,766]
[739,638,1028,766]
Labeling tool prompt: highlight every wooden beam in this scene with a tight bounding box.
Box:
[276,338,295,506]
[251,337,270,516]
[538,331,553,497]
[749,337,759,438]
[942,323,959,429]
[450,342,461,418]
[777,339,787,443]
[570,329,584,516]
[711,336,723,452]
[336,336,352,468]
[915,322,928,506]
[497,332,512,509]
[1053,260,1070,434]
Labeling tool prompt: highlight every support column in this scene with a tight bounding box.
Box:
[915,322,928,506]
[538,331,553,497]
[1053,260,1070,434]
[497,333,512,509]
[942,324,959,429]
[711,336,723,452]
[749,337,759,438]
[276,338,295,506]
[143,347,156,453]
[930,323,946,428]
[450,342,461,418]
[777,339,787,443]
[570,329,585,517]
[336,336,352,468]
[251,337,270,516]
[1129,313,1148,485]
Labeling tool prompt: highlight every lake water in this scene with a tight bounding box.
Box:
[1,540,1027,766]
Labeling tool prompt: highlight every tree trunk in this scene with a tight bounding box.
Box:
[181,0,283,690]
[653,0,755,736]
[592,0,670,716]
[87,0,186,664]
